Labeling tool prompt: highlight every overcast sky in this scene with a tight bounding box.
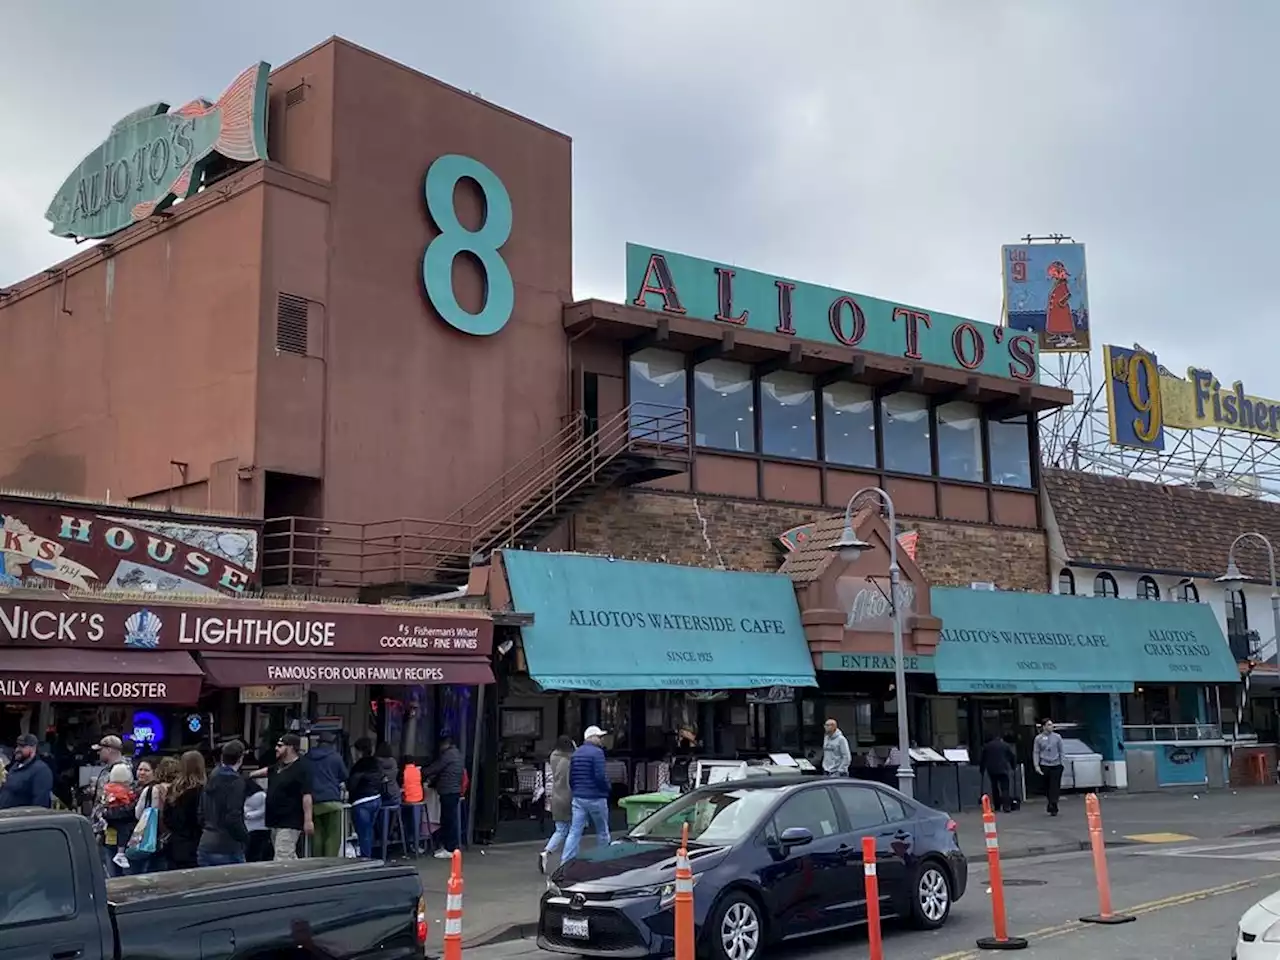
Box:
[2,2,1274,391]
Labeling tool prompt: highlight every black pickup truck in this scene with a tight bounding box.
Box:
[0,808,429,960]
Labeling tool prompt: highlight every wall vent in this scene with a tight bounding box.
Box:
[285,83,306,108]
[276,293,309,355]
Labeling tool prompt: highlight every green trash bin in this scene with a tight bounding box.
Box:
[619,792,677,827]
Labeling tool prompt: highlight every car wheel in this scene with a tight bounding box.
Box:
[709,891,764,960]
[909,860,952,929]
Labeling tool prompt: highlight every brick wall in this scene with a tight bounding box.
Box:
[1229,745,1276,787]
[570,489,1049,590]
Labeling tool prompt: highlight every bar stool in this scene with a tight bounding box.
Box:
[401,801,426,855]
[377,802,407,861]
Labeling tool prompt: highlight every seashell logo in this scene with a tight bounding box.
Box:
[124,608,163,649]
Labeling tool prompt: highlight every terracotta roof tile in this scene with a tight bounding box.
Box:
[1044,468,1280,581]
[779,513,862,582]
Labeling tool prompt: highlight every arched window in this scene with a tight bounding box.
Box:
[1058,569,1076,596]
[1094,572,1118,598]
[1177,581,1200,603]
[1227,589,1249,638]
[1137,576,1160,600]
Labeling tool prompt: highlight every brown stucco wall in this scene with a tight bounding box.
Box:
[1,38,574,529]
[570,488,1048,590]
[314,40,573,522]
[0,180,265,510]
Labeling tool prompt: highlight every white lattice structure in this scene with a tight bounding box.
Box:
[1037,346,1280,500]
[1007,235,1280,500]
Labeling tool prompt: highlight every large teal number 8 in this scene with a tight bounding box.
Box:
[422,155,514,336]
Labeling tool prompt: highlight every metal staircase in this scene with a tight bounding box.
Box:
[261,402,690,590]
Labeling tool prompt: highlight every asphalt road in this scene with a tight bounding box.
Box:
[467,835,1280,960]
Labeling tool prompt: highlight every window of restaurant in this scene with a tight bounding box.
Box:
[1058,568,1076,595]
[1177,581,1200,602]
[628,349,688,439]
[821,382,876,467]
[742,699,801,753]
[988,414,1032,487]
[935,400,984,482]
[1125,686,1176,725]
[1227,589,1249,638]
[880,392,931,475]
[760,371,817,459]
[1136,576,1160,600]
[1094,572,1118,597]
[623,351,1039,488]
[693,359,755,452]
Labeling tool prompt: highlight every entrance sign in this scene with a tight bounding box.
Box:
[422,154,514,336]
[626,244,1039,382]
[1104,344,1280,451]
[820,652,935,673]
[46,63,271,240]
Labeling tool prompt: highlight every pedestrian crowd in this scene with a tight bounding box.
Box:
[0,728,468,874]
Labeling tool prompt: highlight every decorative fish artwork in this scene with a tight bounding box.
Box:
[45,62,271,240]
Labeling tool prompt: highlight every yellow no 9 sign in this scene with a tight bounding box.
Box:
[1104,345,1166,451]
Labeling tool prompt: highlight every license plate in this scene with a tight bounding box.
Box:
[562,916,590,939]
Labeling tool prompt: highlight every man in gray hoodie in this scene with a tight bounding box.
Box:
[822,719,851,777]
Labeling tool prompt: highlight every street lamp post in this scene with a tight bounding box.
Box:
[825,486,914,798]
[1218,532,1280,675]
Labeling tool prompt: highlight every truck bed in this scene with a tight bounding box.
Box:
[108,858,425,959]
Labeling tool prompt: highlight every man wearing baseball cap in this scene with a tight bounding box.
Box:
[247,733,314,860]
[89,735,132,877]
[0,734,53,809]
[562,725,612,861]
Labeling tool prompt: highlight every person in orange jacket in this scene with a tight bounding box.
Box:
[402,758,424,804]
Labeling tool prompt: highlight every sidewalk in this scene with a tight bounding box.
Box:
[419,785,1280,947]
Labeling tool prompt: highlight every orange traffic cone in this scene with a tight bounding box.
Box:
[444,849,464,960]
[675,822,695,960]
[1080,793,1134,925]
[976,794,1028,951]
[862,836,883,960]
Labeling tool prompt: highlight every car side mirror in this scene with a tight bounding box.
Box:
[779,827,813,849]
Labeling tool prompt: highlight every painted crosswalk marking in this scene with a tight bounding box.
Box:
[1132,837,1280,861]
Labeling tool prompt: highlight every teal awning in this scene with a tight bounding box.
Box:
[502,551,817,690]
[932,588,1240,694]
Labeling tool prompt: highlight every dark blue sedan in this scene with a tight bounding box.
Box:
[538,776,967,960]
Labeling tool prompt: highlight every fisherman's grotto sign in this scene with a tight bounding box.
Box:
[45,63,271,240]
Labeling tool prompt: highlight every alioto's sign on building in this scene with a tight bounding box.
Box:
[1104,344,1280,450]
[627,244,1039,382]
[45,63,270,240]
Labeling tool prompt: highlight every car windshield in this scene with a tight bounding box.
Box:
[629,788,778,845]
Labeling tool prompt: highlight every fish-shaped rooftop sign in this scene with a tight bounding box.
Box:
[45,62,271,240]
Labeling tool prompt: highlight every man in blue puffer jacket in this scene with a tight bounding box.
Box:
[563,726,612,861]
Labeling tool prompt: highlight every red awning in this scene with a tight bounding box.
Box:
[0,648,204,704]
[199,654,494,688]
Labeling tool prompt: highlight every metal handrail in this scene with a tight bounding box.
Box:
[446,411,587,526]
[1121,722,1224,743]
[259,402,691,587]
[471,402,690,553]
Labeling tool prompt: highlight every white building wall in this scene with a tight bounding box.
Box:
[1042,491,1277,660]
[1048,565,1277,662]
